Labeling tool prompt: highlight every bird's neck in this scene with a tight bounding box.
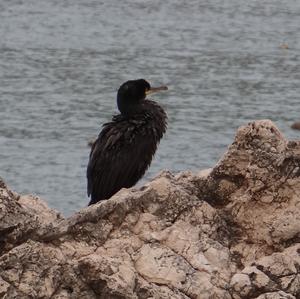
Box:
[117,98,144,117]
[116,100,166,122]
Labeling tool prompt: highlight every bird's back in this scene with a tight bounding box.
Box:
[87,100,167,205]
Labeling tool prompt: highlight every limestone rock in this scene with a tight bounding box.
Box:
[0,120,300,298]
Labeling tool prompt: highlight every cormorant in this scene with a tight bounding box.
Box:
[87,79,168,205]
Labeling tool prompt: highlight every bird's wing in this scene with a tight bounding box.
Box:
[87,119,155,204]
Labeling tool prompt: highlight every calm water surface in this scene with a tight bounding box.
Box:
[0,0,300,215]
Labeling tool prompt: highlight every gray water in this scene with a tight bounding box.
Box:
[1,0,300,215]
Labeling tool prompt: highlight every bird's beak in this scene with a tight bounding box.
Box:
[145,85,168,95]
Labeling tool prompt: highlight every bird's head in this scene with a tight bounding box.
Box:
[117,79,167,115]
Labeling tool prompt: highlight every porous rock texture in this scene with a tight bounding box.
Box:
[1,120,300,299]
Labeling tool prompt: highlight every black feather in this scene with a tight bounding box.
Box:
[87,79,167,205]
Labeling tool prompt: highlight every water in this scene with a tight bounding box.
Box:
[0,0,300,215]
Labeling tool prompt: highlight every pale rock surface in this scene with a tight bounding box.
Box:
[0,120,300,298]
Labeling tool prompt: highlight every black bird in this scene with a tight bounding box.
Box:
[87,79,168,205]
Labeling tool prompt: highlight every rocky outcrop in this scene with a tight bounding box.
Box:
[291,122,300,130]
[1,120,300,299]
